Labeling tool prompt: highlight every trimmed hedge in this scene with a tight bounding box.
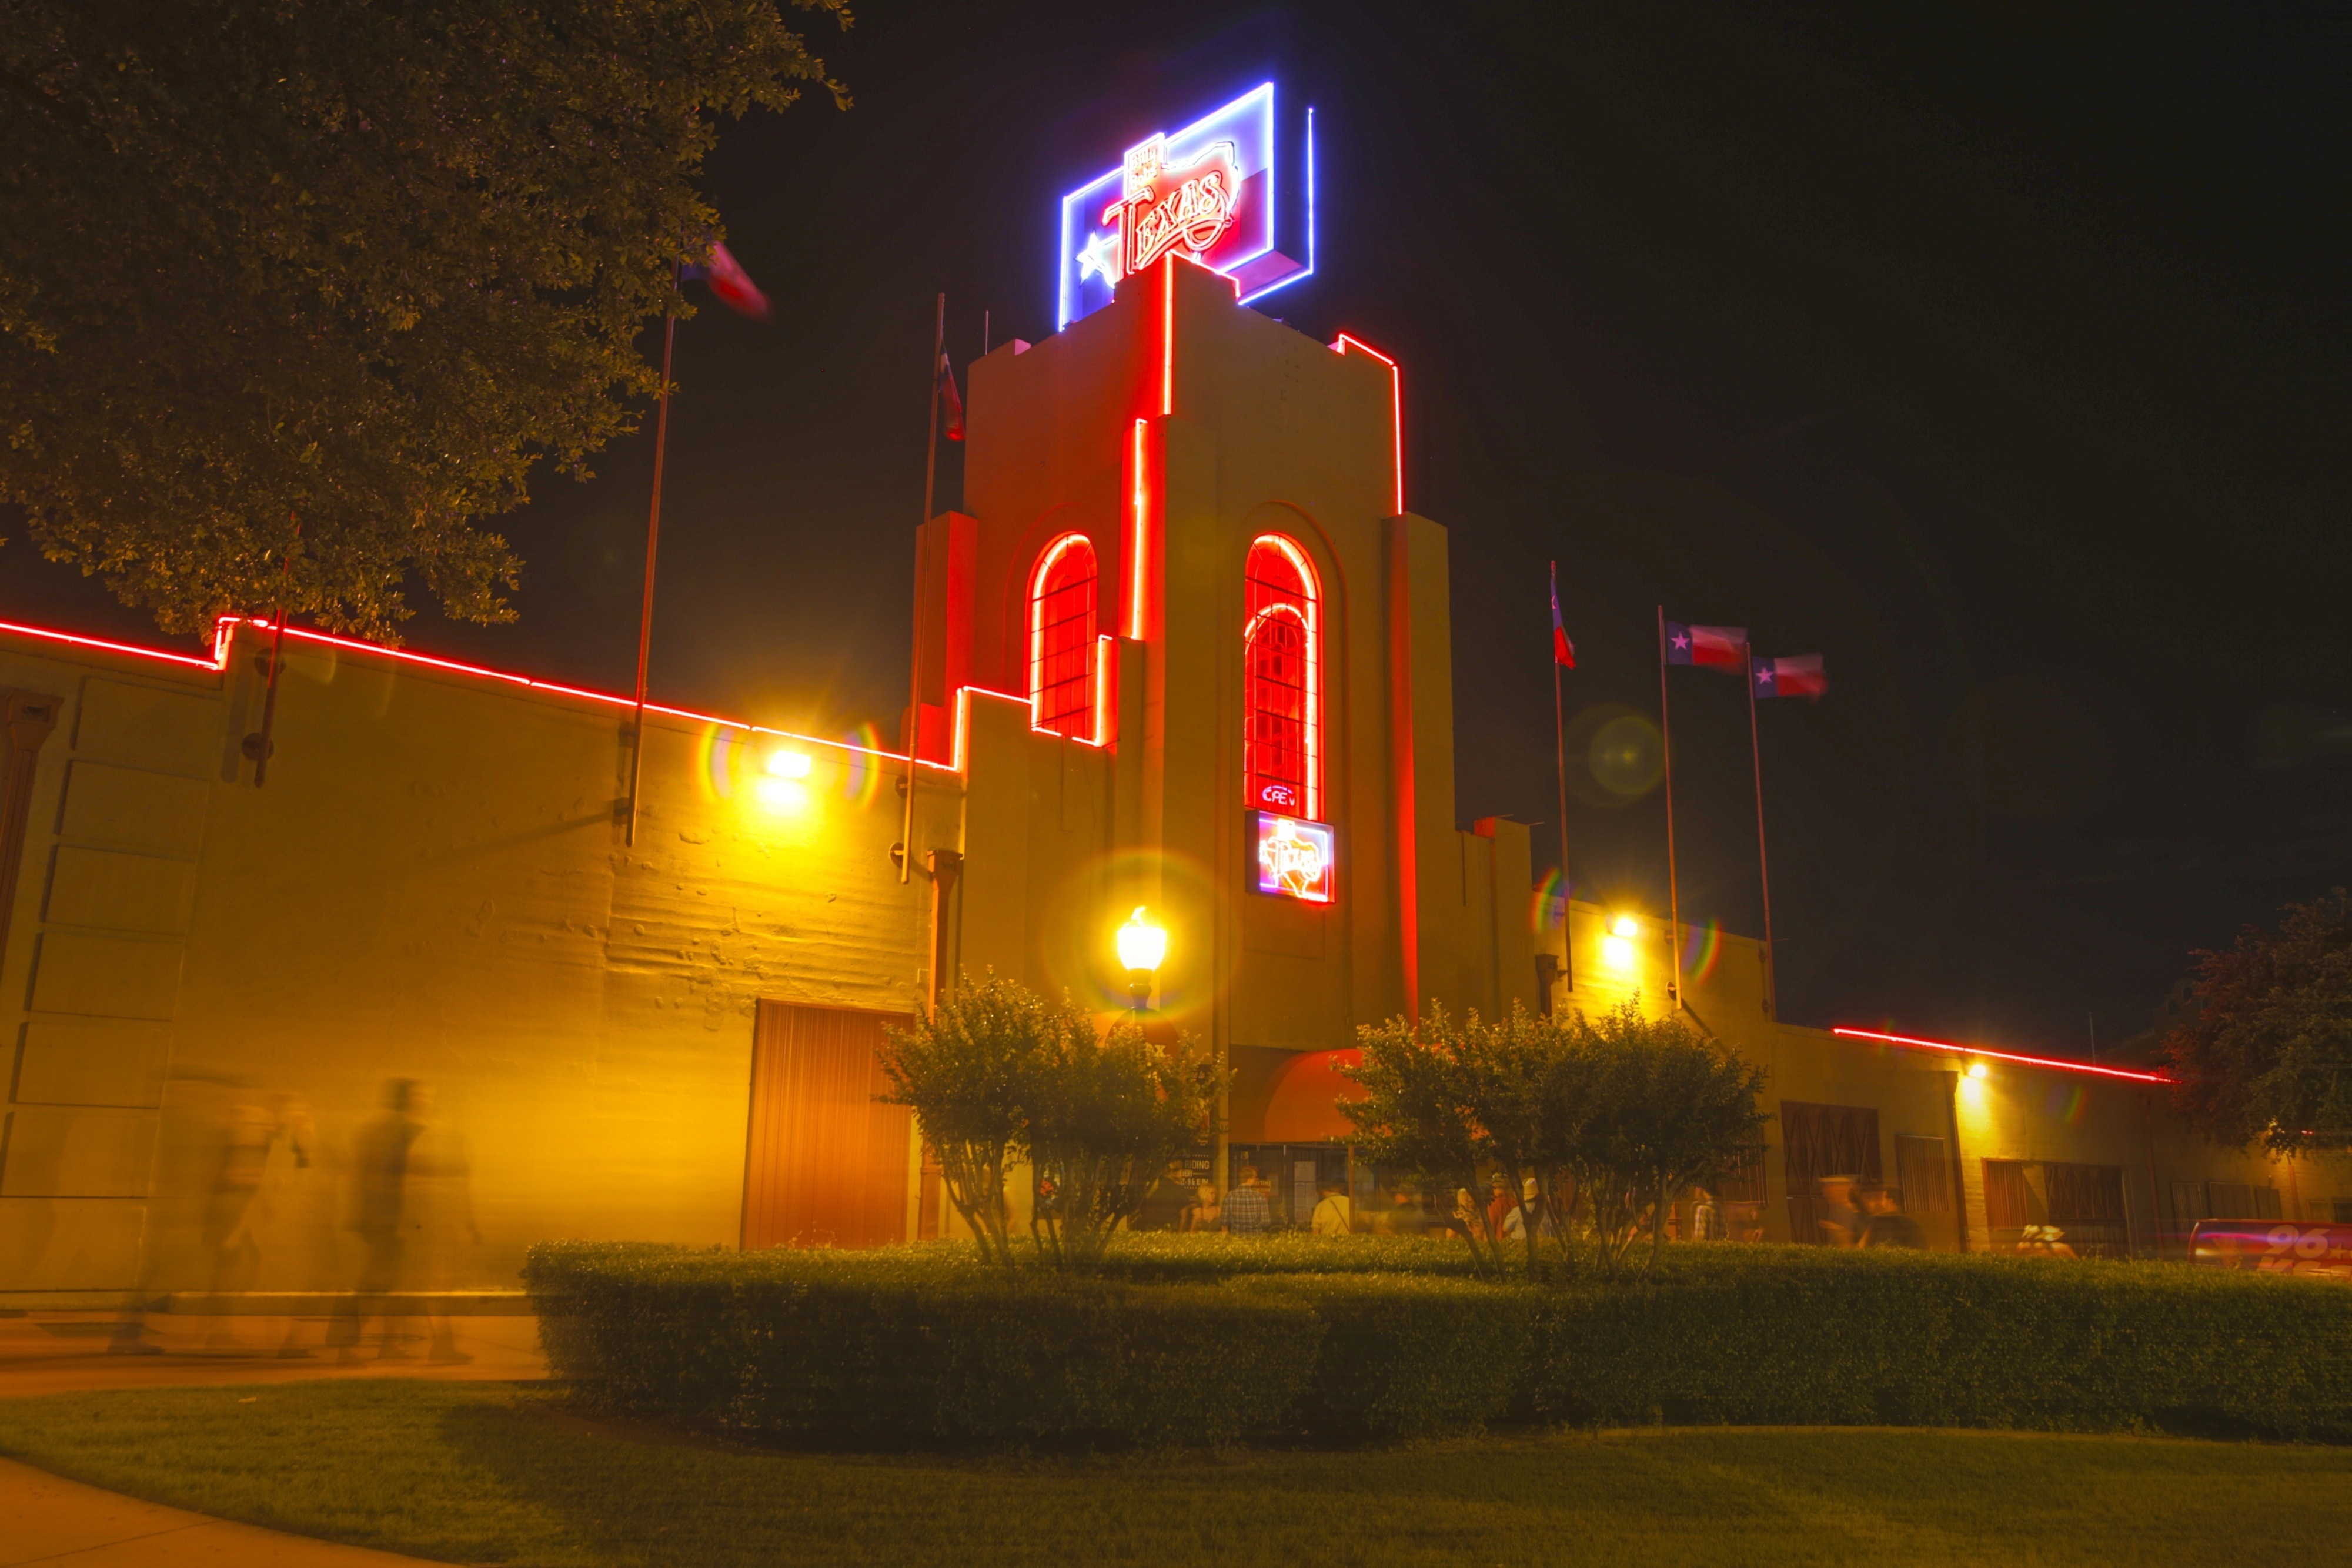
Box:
[525,1239,2352,1446]
[525,1243,1318,1445]
[1529,1246,2352,1439]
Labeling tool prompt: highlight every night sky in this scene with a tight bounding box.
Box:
[8,3,2344,1057]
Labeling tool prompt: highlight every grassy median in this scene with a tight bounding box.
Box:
[4,1379,2351,1566]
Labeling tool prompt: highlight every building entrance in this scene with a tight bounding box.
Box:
[741,1002,913,1249]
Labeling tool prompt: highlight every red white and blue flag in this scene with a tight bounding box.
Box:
[1665,620,1747,671]
[938,352,965,442]
[1752,653,1827,700]
[1549,564,1575,668]
[682,240,771,322]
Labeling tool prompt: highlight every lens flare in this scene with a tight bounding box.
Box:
[1529,869,1568,934]
[1681,918,1721,984]
[838,721,886,807]
[699,724,743,801]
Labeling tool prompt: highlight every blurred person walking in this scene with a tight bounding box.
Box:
[328,1080,477,1363]
[1857,1186,1927,1249]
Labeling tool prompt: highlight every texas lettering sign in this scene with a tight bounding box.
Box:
[1058,82,1317,329]
[1251,811,1335,904]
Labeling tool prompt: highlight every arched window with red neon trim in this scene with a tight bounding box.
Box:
[1027,534,1097,738]
[1244,535,1320,820]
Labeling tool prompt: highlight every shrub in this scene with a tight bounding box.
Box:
[524,1242,1317,1446]
[1236,1272,1538,1437]
[1528,1245,2352,1439]
[877,976,1218,1271]
[526,1238,2352,1447]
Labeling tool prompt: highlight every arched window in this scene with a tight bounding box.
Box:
[1027,534,1097,739]
[1244,535,1320,820]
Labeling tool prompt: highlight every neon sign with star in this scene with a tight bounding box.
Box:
[1251,811,1336,904]
[1057,83,1317,330]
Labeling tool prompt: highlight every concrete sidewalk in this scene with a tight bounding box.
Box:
[0,1456,451,1566]
[0,1313,544,1399]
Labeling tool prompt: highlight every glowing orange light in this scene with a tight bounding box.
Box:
[1833,1027,2171,1085]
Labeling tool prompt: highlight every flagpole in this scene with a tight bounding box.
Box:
[1552,562,1573,995]
[626,259,682,849]
[1656,605,1681,1007]
[901,292,946,885]
[1746,647,1776,1019]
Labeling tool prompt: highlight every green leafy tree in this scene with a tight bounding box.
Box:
[1566,1001,1769,1276]
[2160,890,2352,1154]
[878,975,1218,1272]
[1,0,847,640]
[1339,1006,1503,1273]
[1025,1014,1220,1272]
[878,975,1045,1270]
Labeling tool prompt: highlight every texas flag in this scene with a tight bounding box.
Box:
[1549,564,1575,668]
[1665,620,1748,671]
[937,352,964,442]
[681,240,770,321]
[1752,653,1828,699]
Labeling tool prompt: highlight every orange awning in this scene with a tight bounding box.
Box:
[1259,1047,1366,1143]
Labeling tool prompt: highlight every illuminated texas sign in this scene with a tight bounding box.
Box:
[1058,82,1317,329]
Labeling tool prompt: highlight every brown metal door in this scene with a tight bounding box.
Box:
[741,1002,912,1249]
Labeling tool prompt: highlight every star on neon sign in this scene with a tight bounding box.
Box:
[1077,229,1122,287]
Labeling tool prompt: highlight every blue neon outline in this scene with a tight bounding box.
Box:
[1237,102,1315,306]
[1055,81,1280,329]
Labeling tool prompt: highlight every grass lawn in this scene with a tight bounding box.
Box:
[4,1380,2350,1566]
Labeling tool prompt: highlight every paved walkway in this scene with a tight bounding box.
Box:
[2,1312,544,1564]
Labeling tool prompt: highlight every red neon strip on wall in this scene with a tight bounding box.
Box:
[220,618,954,772]
[0,618,226,672]
[1832,1027,2174,1084]
[1332,333,1404,516]
[1128,418,1150,641]
[1161,255,1175,416]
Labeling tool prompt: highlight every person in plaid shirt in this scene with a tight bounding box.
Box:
[1223,1165,1272,1235]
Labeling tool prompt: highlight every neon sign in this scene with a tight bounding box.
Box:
[1116,135,1239,275]
[1058,83,1316,329]
[1251,811,1335,904]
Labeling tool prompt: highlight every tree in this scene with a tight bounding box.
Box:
[1339,1005,1504,1274]
[1,0,847,640]
[1565,1002,1768,1276]
[1024,1013,1218,1272]
[877,975,1045,1269]
[878,975,1218,1272]
[2160,890,2352,1155]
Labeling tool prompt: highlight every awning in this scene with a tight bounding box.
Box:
[1258,1047,1367,1143]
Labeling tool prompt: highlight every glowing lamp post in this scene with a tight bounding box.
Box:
[1117,906,1167,1011]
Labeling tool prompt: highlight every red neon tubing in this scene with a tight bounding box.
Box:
[1832,1027,2173,1084]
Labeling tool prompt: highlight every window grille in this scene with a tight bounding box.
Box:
[1244,536,1319,818]
[1027,535,1097,739]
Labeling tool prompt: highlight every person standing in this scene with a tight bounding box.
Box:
[1310,1182,1354,1237]
[1224,1165,1272,1236]
[1688,1186,1725,1242]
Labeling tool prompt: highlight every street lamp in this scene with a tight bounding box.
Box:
[1117,906,1167,1010]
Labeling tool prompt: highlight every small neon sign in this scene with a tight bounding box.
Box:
[1058,83,1316,329]
[1251,811,1335,904]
